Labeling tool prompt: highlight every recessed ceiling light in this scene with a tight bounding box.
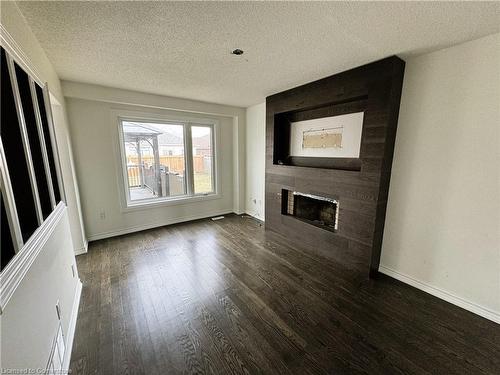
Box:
[231,49,244,56]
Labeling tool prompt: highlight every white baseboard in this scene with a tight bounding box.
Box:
[86,210,234,242]
[62,279,82,373]
[379,265,500,324]
[74,247,87,256]
[74,240,88,256]
[244,211,265,223]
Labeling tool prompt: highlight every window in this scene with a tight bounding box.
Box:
[119,119,216,206]
[1,48,39,242]
[191,126,214,194]
[0,46,64,272]
[14,63,53,219]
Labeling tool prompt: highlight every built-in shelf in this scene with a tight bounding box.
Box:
[272,97,367,171]
[276,156,362,171]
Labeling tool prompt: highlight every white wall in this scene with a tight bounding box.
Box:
[0,1,82,370]
[50,98,87,254]
[63,82,246,240]
[1,209,80,370]
[245,102,266,221]
[243,34,500,322]
[380,33,500,322]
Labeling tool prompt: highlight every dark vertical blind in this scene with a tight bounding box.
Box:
[1,48,39,241]
[14,63,53,219]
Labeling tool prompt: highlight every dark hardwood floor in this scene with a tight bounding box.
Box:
[70,215,500,374]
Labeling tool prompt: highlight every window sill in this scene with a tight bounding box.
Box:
[121,192,221,213]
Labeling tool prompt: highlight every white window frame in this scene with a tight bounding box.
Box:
[115,112,219,211]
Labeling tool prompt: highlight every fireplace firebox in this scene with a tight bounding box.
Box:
[282,190,339,232]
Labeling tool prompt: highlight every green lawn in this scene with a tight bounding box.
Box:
[194,173,213,194]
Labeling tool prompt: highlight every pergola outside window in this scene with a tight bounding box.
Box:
[119,119,215,206]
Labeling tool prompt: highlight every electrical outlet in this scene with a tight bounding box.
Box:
[99,209,106,220]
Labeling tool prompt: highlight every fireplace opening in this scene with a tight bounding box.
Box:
[282,190,339,232]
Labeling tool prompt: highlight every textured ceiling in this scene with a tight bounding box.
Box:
[17,1,500,107]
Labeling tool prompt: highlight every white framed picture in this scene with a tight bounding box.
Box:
[289,111,364,158]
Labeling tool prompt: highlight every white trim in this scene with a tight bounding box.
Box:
[74,247,87,256]
[184,123,195,196]
[0,141,23,251]
[122,193,222,213]
[0,202,66,314]
[87,210,233,242]
[74,241,88,256]
[43,83,67,204]
[62,279,82,374]
[30,77,57,209]
[0,25,45,87]
[378,265,500,324]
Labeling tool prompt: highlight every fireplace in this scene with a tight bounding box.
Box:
[267,57,405,277]
[282,190,339,232]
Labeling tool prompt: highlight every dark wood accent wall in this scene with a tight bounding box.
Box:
[265,56,405,277]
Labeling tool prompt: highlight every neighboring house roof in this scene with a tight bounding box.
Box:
[192,134,210,149]
[158,132,183,146]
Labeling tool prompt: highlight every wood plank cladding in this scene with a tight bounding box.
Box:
[265,56,405,277]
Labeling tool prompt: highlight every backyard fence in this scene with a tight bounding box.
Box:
[128,165,142,187]
[126,155,211,195]
[126,155,204,174]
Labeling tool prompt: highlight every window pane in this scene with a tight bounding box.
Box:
[1,192,16,271]
[122,121,186,201]
[191,126,214,194]
[34,83,61,204]
[1,48,39,241]
[14,64,53,219]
